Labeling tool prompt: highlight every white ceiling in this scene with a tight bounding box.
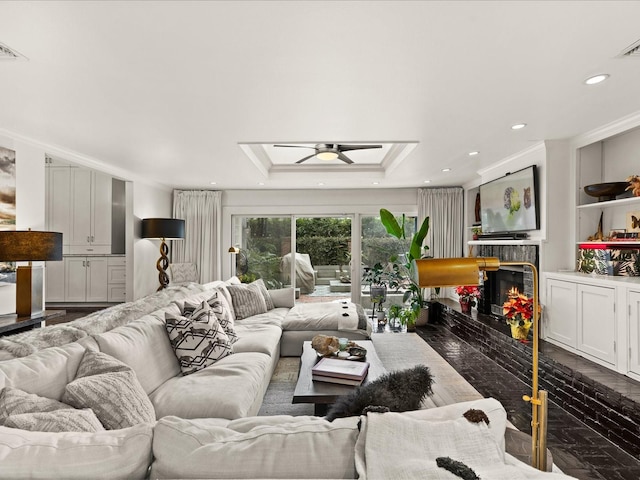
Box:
[1,1,640,190]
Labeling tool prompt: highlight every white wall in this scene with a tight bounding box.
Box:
[0,136,47,314]
[132,182,173,299]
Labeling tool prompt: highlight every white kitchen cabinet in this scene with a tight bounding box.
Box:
[577,284,616,366]
[629,290,640,379]
[45,165,71,251]
[545,279,577,348]
[45,259,66,302]
[107,257,126,303]
[64,256,108,302]
[69,168,112,254]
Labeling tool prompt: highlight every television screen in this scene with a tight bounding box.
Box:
[479,165,539,234]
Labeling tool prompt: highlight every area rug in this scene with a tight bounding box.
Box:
[258,333,482,416]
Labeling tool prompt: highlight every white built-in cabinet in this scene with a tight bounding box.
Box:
[65,257,109,302]
[45,158,125,304]
[544,272,639,375]
[69,168,112,254]
[629,290,640,380]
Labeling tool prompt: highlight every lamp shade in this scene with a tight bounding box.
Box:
[0,231,63,261]
[141,218,185,239]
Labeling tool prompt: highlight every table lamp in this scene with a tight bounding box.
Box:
[411,256,548,471]
[0,230,63,317]
[141,218,185,290]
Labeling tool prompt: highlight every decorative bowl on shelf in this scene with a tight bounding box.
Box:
[583,182,629,202]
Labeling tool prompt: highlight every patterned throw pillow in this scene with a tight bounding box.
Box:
[164,302,233,375]
[0,387,73,425]
[227,282,268,320]
[5,408,105,433]
[184,293,238,344]
[62,350,156,430]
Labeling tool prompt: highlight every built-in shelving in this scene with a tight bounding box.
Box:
[468,239,542,246]
[577,195,640,210]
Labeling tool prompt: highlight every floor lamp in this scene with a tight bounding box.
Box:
[412,257,548,471]
[141,218,185,291]
[0,230,63,317]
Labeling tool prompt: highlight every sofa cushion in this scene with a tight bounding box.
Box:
[62,351,156,430]
[268,287,295,308]
[151,415,360,479]
[0,387,72,425]
[227,282,268,319]
[92,315,181,395]
[149,352,272,420]
[0,423,153,480]
[5,408,105,433]
[0,342,86,401]
[232,323,281,357]
[164,303,233,375]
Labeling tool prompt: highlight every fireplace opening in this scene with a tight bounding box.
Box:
[479,266,533,317]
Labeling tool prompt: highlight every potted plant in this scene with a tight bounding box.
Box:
[454,285,481,314]
[379,209,432,325]
[502,291,539,342]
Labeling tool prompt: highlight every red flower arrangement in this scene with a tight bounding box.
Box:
[454,285,481,305]
[502,289,536,326]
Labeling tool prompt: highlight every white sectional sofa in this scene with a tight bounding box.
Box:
[0,279,576,479]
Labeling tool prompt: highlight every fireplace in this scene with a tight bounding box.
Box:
[475,244,538,317]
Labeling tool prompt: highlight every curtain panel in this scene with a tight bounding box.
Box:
[417,187,464,259]
[172,190,222,283]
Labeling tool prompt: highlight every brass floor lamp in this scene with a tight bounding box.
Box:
[412,257,548,471]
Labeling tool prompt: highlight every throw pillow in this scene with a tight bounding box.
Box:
[63,370,156,430]
[252,278,275,311]
[164,306,233,375]
[5,408,105,433]
[0,387,73,425]
[268,287,295,308]
[226,282,268,320]
[183,294,238,345]
[61,350,156,430]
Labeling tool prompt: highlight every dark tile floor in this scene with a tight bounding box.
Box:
[416,323,640,480]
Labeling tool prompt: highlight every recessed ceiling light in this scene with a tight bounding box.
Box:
[511,123,527,130]
[210,181,217,185]
[442,168,451,172]
[468,151,479,156]
[423,180,431,184]
[258,182,265,186]
[318,182,325,186]
[584,74,609,85]
[372,181,379,185]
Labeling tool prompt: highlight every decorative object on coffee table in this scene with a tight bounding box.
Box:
[141,218,185,291]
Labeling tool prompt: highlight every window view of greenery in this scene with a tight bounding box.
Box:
[361,215,417,292]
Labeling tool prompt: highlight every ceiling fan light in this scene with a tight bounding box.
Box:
[317,151,339,161]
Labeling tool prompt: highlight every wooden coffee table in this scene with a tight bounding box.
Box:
[292,340,386,415]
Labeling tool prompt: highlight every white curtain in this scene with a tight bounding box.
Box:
[172,190,222,283]
[418,187,464,259]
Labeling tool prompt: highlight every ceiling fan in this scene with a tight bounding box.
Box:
[273,143,382,164]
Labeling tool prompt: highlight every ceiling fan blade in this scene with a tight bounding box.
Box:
[337,152,354,164]
[273,144,315,149]
[336,144,382,152]
[295,154,318,164]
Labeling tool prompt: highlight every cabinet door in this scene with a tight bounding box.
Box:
[70,168,92,247]
[577,284,616,366]
[65,257,88,302]
[86,257,108,302]
[545,279,578,348]
[45,260,65,302]
[629,291,640,376]
[46,166,71,246]
[91,171,112,247]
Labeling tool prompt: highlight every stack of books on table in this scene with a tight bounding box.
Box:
[311,357,370,386]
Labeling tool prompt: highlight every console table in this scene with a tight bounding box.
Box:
[0,310,66,336]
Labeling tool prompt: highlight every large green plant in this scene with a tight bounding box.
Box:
[379,208,431,310]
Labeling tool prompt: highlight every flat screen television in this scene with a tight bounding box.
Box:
[479,165,540,234]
